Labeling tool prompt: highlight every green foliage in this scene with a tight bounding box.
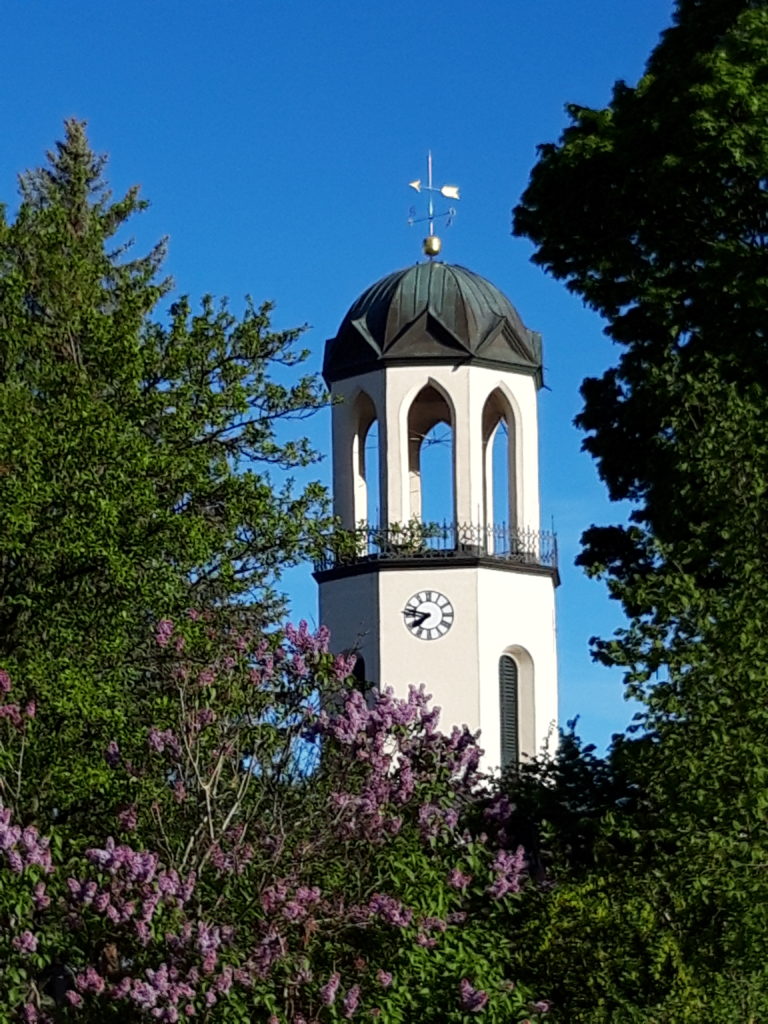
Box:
[511,0,768,1017]
[0,121,328,826]
[0,626,549,1022]
[0,123,550,1023]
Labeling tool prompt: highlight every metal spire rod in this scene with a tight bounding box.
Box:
[408,152,460,258]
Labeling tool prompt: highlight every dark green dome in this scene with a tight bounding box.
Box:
[323,261,543,386]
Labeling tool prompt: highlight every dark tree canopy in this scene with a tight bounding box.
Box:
[514,0,768,670]
[510,2,768,1019]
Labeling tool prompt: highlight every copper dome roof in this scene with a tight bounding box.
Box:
[323,261,543,387]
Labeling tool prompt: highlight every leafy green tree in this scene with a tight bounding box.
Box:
[510,0,768,1018]
[0,623,550,1023]
[0,121,327,825]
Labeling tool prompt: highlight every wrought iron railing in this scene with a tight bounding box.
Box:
[314,521,558,573]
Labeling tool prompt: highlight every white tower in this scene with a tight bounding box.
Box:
[314,259,558,767]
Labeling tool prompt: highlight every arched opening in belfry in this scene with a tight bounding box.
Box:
[406,383,455,524]
[351,391,378,526]
[363,420,380,527]
[482,389,517,547]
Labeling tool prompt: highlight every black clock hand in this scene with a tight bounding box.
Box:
[403,608,428,626]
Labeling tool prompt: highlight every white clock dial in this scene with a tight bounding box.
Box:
[402,590,454,641]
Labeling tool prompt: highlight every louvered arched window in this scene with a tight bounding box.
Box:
[499,654,519,769]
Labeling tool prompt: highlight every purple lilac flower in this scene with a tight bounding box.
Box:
[216,966,234,995]
[367,893,412,928]
[155,619,174,648]
[0,703,22,728]
[12,930,38,954]
[376,969,393,988]
[118,805,138,831]
[459,979,489,1013]
[448,868,473,889]
[33,882,50,910]
[320,972,341,1006]
[342,984,361,1018]
[147,728,181,758]
[486,846,526,900]
[0,808,53,874]
[85,839,159,884]
[76,966,106,995]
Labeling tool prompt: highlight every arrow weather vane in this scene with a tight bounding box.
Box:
[408,151,460,258]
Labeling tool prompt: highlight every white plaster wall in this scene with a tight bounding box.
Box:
[476,567,558,763]
[377,567,481,732]
[317,572,380,684]
[376,565,557,766]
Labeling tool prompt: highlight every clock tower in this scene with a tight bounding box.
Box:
[314,259,559,767]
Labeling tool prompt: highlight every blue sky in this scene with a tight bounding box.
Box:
[2,0,676,749]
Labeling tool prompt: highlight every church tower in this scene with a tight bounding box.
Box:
[314,257,559,767]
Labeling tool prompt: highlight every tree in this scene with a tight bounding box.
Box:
[0,621,551,1023]
[0,124,554,1023]
[510,0,768,1018]
[0,121,327,824]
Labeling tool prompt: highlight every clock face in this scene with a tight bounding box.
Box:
[403,590,455,641]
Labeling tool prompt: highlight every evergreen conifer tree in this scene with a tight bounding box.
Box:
[0,121,327,823]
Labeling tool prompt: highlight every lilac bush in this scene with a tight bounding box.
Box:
[0,622,550,1022]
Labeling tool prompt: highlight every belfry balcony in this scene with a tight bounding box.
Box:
[313,521,558,578]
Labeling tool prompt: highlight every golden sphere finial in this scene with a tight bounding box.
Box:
[423,234,442,257]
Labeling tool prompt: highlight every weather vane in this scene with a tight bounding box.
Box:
[408,151,460,259]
